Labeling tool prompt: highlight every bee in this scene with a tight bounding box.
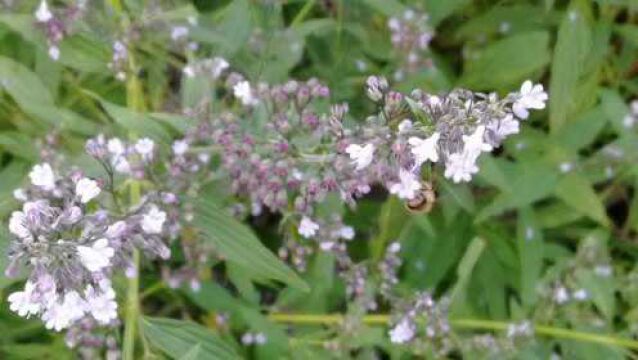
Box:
[405,181,436,214]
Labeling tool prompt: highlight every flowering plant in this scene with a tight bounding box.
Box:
[0,0,637,359]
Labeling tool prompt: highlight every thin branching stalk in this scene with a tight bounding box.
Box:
[267,313,638,350]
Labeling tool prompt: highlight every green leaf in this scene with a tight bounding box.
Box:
[554,173,610,227]
[517,207,544,308]
[142,317,239,360]
[361,0,406,16]
[194,200,309,291]
[180,344,202,360]
[548,0,593,133]
[615,24,638,48]
[600,88,631,135]
[449,237,486,310]
[576,269,616,322]
[0,56,55,106]
[555,106,607,151]
[476,161,559,222]
[459,31,550,90]
[0,131,39,161]
[425,0,472,26]
[455,5,555,41]
[438,179,475,213]
[58,34,111,73]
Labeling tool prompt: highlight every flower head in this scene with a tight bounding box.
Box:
[513,80,548,119]
[75,178,101,203]
[141,205,166,234]
[462,125,492,155]
[9,211,31,239]
[29,163,56,191]
[41,291,85,331]
[389,169,421,200]
[77,238,114,272]
[233,81,258,106]
[35,0,53,23]
[8,281,41,318]
[85,281,117,324]
[487,114,519,142]
[345,143,375,171]
[444,152,479,183]
[298,216,319,238]
[389,318,415,344]
[135,138,155,160]
[408,132,440,166]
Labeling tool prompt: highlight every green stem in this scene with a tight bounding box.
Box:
[122,247,140,360]
[291,0,317,27]
[122,44,145,359]
[267,313,638,350]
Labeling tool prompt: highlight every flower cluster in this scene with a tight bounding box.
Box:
[5,138,175,331]
[344,76,547,203]
[388,292,452,355]
[388,8,435,81]
[33,0,86,60]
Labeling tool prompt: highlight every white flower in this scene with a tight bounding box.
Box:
[210,57,229,79]
[513,80,548,119]
[389,242,401,253]
[113,156,131,174]
[487,114,519,141]
[345,143,375,171]
[553,286,570,304]
[85,281,117,324]
[135,138,155,160]
[77,238,114,272]
[29,163,56,191]
[35,0,53,23]
[233,81,258,106]
[8,281,41,317]
[254,333,267,345]
[141,205,166,234]
[408,132,440,166]
[594,265,612,277]
[559,162,573,173]
[107,138,125,156]
[389,169,421,200]
[183,65,195,78]
[572,289,588,301]
[298,216,319,238]
[397,119,413,133]
[389,319,415,344]
[13,188,28,202]
[106,221,127,238]
[338,226,355,240]
[172,140,189,156]
[444,152,479,183]
[170,26,189,41]
[9,211,31,239]
[462,125,493,155]
[75,178,101,203]
[42,291,86,331]
[319,241,335,251]
[48,46,60,61]
[623,114,635,129]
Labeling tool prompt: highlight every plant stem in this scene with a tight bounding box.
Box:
[291,0,316,27]
[267,313,638,350]
[123,180,141,360]
[122,43,145,359]
[122,247,140,360]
